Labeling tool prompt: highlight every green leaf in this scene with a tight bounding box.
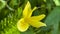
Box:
[46,0,55,13]
[0,13,20,34]
[4,26,20,34]
[17,7,22,18]
[9,0,19,8]
[0,0,6,10]
[45,7,60,34]
[53,0,60,6]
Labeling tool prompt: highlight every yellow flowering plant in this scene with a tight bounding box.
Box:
[17,1,46,32]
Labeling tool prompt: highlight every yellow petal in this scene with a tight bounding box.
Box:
[30,14,46,21]
[23,1,31,17]
[17,18,29,32]
[32,7,37,12]
[29,7,37,17]
[23,1,37,18]
[29,21,46,28]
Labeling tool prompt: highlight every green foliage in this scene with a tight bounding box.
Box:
[45,7,60,34]
[0,0,6,10]
[53,0,60,6]
[0,0,60,34]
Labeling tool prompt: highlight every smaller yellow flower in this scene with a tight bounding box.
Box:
[17,1,46,32]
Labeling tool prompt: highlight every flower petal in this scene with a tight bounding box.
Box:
[29,21,46,28]
[23,1,37,18]
[23,1,31,17]
[32,7,37,12]
[31,14,46,21]
[29,7,37,17]
[17,18,30,32]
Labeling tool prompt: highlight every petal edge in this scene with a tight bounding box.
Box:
[17,18,30,32]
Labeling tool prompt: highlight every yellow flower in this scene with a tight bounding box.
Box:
[17,1,46,32]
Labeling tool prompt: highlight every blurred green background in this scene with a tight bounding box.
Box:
[0,0,60,34]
